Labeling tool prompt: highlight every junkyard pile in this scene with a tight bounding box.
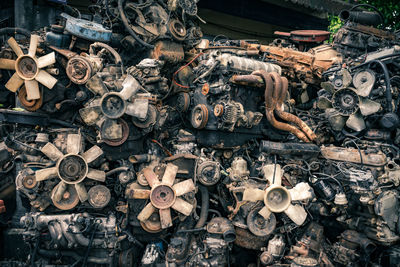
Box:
[0,1,400,266]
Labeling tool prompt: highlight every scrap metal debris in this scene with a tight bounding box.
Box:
[0,1,400,266]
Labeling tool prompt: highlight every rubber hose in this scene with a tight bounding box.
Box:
[195,185,209,228]
[368,60,393,112]
[117,0,154,49]
[0,27,31,37]
[349,4,384,24]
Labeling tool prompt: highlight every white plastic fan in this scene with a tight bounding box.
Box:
[0,35,57,100]
[243,164,313,226]
[79,74,148,140]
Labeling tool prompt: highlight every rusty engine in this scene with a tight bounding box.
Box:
[0,1,400,267]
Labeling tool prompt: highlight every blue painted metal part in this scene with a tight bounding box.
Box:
[61,13,112,42]
[47,0,68,4]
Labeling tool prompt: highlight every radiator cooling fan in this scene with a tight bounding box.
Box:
[35,133,106,210]
[0,35,57,100]
[243,164,314,227]
[318,69,380,132]
[79,74,150,145]
[130,164,196,229]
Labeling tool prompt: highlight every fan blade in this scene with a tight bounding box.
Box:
[346,112,366,132]
[289,182,313,201]
[173,179,195,196]
[128,188,151,199]
[353,69,375,97]
[261,164,283,185]
[162,164,178,186]
[137,202,156,222]
[171,197,193,216]
[243,188,265,202]
[316,96,333,110]
[66,134,82,154]
[0,58,15,70]
[5,72,24,92]
[24,80,41,100]
[258,206,272,220]
[82,145,103,164]
[143,168,159,188]
[125,99,149,120]
[341,69,353,88]
[86,74,109,96]
[35,70,57,89]
[37,52,56,69]
[159,208,173,229]
[35,167,58,181]
[52,181,67,203]
[75,183,88,202]
[325,108,346,131]
[359,98,381,116]
[120,75,140,100]
[284,204,307,226]
[320,82,335,93]
[87,168,106,182]
[7,37,23,57]
[41,142,63,161]
[28,35,39,57]
[79,106,102,126]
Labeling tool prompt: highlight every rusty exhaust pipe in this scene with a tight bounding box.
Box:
[274,76,317,142]
[252,70,310,143]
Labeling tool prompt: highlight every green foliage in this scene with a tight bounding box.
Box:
[328,0,400,42]
[328,15,344,42]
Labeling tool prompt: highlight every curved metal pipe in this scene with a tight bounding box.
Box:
[252,70,310,142]
[274,76,317,141]
[89,42,122,64]
[60,220,76,247]
[70,225,103,247]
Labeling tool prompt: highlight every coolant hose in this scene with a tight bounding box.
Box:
[118,0,154,49]
[0,27,31,37]
[368,60,393,112]
[195,185,209,228]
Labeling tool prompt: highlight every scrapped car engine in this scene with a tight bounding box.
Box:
[1,1,400,267]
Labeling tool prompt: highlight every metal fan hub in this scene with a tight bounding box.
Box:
[332,88,359,116]
[150,184,177,209]
[15,55,38,80]
[100,92,127,119]
[57,154,88,184]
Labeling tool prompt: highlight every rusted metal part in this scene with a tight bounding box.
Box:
[290,30,330,43]
[252,70,310,142]
[102,118,130,147]
[151,40,185,63]
[0,199,5,214]
[66,56,93,84]
[18,85,43,111]
[274,76,317,142]
[244,43,341,84]
[320,146,388,167]
[49,46,77,59]
[234,227,269,250]
[346,23,396,40]
[230,74,264,88]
